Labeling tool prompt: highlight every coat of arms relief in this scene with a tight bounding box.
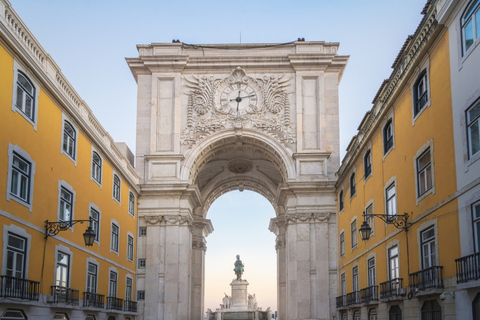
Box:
[181,67,296,148]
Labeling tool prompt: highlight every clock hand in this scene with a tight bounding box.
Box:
[239,94,255,99]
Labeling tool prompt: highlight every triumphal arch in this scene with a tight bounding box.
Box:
[126,41,348,320]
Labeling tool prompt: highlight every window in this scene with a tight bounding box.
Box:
[55,252,70,287]
[421,300,441,320]
[111,223,119,253]
[350,172,356,197]
[386,183,397,218]
[389,305,402,320]
[369,309,377,320]
[113,174,121,202]
[340,232,345,257]
[129,192,135,216]
[462,0,480,55]
[421,226,436,269]
[139,227,147,237]
[138,258,146,268]
[86,262,97,293]
[417,148,432,197]
[62,121,76,159]
[91,152,102,184]
[351,220,357,249]
[59,187,73,222]
[126,277,133,302]
[137,290,145,300]
[90,207,100,242]
[341,273,346,295]
[353,310,360,320]
[10,153,31,203]
[473,201,480,253]
[366,204,374,236]
[5,233,27,279]
[413,70,429,116]
[467,100,480,158]
[364,149,372,179]
[339,190,344,211]
[352,266,359,293]
[15,71,36,121]
[383,119,394,154]
[127,235,134,261]
[109,271,117,297]
[388,246,400,280]
[368,258,376,287]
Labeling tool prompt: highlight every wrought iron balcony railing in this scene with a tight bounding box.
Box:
[336,295,347,308]
[50,286,79,305]
[83,291,105,308]
[379,278,403,299]
[0,275,39,300]
[409,266,443,292]
[346,291,360,306]
[106,296,124,310]
[456,252,480,283]
[124,299,138,312]
[359,285,378,303]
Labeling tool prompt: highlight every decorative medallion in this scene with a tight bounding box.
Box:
[228,159,253,174]
[181,67,295,148]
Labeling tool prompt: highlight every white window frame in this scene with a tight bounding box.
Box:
[414,141,435,204]
[461,0,480,57]
[385,177,398,219]
[1,225,32,279]
[54,245,72,288]
[350,171,356,198]
[352,266,359,292]
[388,245,400,280]
[89,204,101,244]
[11,61,39,129]
[367,257,376,287]
[108,267,118,298]
[128,192,135,217]
[91,149,102,186]
[411,65,431,121]
[125,275,133,302]
[473,200,480,253]
[383,117,395,157]
[420,226,436,269]
[6,144,36,211]
[351,219,358,249]
[111,220,119,254]
[340,272,346,296]
[364,149,372,181]
[138,258,146,269]
[366,201,375,237]
[112,173,121,203]
[85,257,99,293]
[57,181,75,224]
[61,115,78,164]
[139,227,147,237]
[467,99,480,160]
[339,189,344,212]
[339,230,345,257]
[127,232,134,262]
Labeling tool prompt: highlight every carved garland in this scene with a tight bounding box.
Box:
[181,67,295,148]
[143,215,193,231]
[285,212,331,226]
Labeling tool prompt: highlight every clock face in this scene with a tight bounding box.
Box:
[217,83,258,116]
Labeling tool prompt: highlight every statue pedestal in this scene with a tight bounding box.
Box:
[229,279,249,311]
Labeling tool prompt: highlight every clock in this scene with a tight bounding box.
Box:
[216,83,258,116]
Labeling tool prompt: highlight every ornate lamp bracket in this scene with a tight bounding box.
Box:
[45,218,92,239]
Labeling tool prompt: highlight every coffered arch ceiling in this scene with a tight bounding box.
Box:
[181,130,294,217]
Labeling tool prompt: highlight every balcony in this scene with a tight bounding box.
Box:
[0,275,39,300]
[83,292,105,309]
[107,296,124,311]
[50,286,79,305]
[124,300,138,312]
[456,252,480,283]
[346,291,360,306]
[336,295,347,308]
[359,285,378,303]
[380,278,404,300]
[409,266,443,294]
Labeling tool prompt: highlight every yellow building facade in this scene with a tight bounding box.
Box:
[0,1,139,319]
[336,1,460,319]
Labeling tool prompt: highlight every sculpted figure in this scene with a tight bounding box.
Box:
[222,293,231,309]
[233,255,244,280]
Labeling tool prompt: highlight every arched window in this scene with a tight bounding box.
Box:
[364,149,372,179]
[113,174,121,201]
[413,69,428,116]
[350,172,356,197]
[383,119,394,154]
[421,300,441,320]
[389,305,402,320]
[16,71,36,121]
[462,0,480,55]
[63,121,76,159]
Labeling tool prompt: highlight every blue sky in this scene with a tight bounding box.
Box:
[9,0,427,312]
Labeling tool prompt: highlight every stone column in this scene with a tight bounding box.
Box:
[269,216,287,320]
[191,216,213,320]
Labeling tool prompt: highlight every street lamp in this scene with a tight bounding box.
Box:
[359,211,409,241]
[45,218,95,247]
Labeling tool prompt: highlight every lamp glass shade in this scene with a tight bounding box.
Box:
[83,226,96,246]
[359,220,372,241]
